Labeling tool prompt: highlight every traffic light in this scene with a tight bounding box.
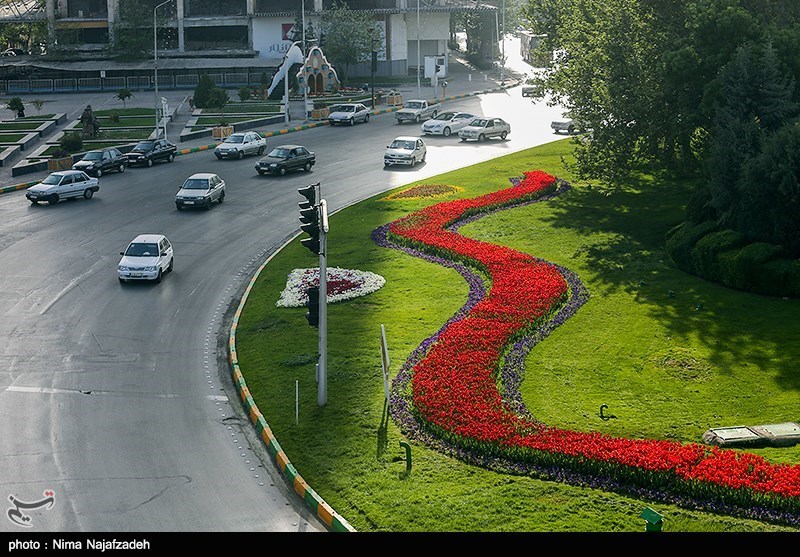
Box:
[299,205,320,255]
[305,286,320,328]
[298,184,320,255]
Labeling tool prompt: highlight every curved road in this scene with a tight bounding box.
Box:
[0,87,566,532]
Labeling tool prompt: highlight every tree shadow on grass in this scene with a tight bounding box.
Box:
[537,170,800,391]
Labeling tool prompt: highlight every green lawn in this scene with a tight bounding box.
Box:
[94,108,155,117]
[233,140,800,532]
[0,133,26,142]
[0,122,43,131]
[96,117,156,128]
[194,115,274,126]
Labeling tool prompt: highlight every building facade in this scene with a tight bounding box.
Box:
[40,0,493,76]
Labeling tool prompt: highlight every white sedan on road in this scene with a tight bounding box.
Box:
[328,103,371,126]
[25,170,100,205]
[458,117,511,142]
[420,111,476,137]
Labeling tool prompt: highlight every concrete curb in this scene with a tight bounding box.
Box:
[229,236,357,533]
[0,81,518,196]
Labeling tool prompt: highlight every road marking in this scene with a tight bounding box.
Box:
[3,385,228,401]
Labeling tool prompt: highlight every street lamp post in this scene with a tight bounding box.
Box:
[301,0,307,121]
[369,28,376,109]
[154,0,172,139]
[416,0,421,98]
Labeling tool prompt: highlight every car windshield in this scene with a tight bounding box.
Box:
[134,141,154,150]
[456,113,473,119]
[390,140,415,150]
[83,152,103,161]
[41,174,62,185]
[470,119,489,127]
[434,112,455,121]
[225,135,244,143]
[406,102,422,109]
[338,105,355,112]
[125,243,159,257]
[268,148,291,158]
[182,178,210,190]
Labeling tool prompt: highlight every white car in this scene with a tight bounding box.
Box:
[25,170,100,205]
[458,117,511,142]
[420,111,476,137]
[118,234,174,284]
[214,132,267,160]
[328,103,371,126]
[551,118,577,134]
[175,172,226,210]
[384,136,427,167]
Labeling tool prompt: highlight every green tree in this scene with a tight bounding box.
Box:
[193,74,217,108]
[238,87,252,102]
[6,97,24,119]
[31,99,45,115]
[116,88,134,109]
[320,1,384,85]
[110,0,175,61]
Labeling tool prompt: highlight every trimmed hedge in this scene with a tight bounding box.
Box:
[665,220,719,273]
[666,221,799,297]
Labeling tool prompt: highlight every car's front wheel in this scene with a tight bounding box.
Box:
[443,127,451,137]
[83,188,94,200]
[279,166,287,176]
[256,169,265,175]
[119,277,125,284]
[48,194,59,205]
[364,113,370,123]
[96,168,103,178]
[154,269,162,284]
[349,118,355,126]
[500,131,508,140]
[303,162,312,172]
[257,146,265,155]
[118,164,125,173]
[146,158,153,167]
[204,198,212,210]
[167,258,174,273]
[215,154,223,160]
[218,191,225,204]
[478,133,486,142]
[167,153,175,162]
[237,151,244,160]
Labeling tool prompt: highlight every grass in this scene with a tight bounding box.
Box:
[0,133,26,142]
[233,140,800,532]
[94,108,155,117]
[96,117,156,128]
[215,103,282,114]
[0,122,44,131]
[194,115,273,126]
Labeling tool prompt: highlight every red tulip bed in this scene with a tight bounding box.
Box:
[372,170,800,525]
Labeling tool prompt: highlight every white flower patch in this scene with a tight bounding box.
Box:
[276,267,386,307]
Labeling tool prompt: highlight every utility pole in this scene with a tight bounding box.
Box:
[302,0,308,121]
[153,0,172,139]
[417,0,421,98]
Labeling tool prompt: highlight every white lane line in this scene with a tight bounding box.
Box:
[3,385,228,402]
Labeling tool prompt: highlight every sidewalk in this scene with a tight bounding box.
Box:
[0,54,522,192]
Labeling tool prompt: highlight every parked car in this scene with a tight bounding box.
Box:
[72,147,127,177]
[1,48,26,57]
[117,234,174,284]
[175,172,226,210]
[458,117,511,142]
[327,103,371,126]
[214,131,267,160]
[421,111,476,137]
[551,118,577,134]
[384,136,427,167]
[125,139,176,167]
[255,145,315,176]
[25,170,99,205]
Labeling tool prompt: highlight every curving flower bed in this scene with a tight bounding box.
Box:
[276,267,386,307]
[374,169,800,525]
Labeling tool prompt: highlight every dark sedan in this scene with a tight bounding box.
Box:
[255,145,315,176]
[125,139,177,167]
[72,147,127,177]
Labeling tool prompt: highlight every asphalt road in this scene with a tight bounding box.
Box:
[0,86,567,532]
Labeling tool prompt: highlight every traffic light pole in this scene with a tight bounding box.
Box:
[318,199,328,407]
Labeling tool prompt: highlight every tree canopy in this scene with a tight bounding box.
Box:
[320,1,383,85]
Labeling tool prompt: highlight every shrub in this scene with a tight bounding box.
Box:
[238,87,252,102]
[59,131,83,153]
[750,258,797,297]
[685,186,716,224]
[665,220,719,273]
[690,229,745,281]
[108,112,120,123]
[725,242,786,291]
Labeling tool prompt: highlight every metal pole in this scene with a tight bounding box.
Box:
[153,0,171,139]
[318,197,328,407]
[302,0,307,121]
[416,0,421,98]
[500,0,505,84]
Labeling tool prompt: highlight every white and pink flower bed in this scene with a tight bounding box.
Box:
[276,267,386,307]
